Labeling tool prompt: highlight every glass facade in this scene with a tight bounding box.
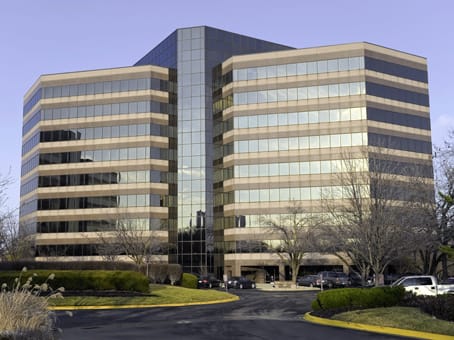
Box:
[136,26,292,275]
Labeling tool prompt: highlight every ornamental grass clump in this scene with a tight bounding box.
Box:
[0,267,64,340]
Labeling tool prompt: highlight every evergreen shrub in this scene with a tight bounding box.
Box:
[181,273,198,289]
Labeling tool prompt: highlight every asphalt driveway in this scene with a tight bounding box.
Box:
[56,289,411,339]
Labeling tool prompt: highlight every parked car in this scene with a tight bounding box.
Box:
[317,271,351,288]
[297,275,324,287]
[391,275,454,296]
[440,277,454,284]
[227,276,256,289]
[197,275,221,289]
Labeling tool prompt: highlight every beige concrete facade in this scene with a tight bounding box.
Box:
[20,65,174,261]
[213,44,433,279]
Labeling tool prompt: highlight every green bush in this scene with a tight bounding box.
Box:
[0,270,149,293]
[0,260,137,272]
[181,273,198,289]
[312,286,406,311]
[404,294,454,322]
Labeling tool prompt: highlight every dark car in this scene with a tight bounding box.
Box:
[318,271,351,288]
[297,274,324,287]
[197,275,221,289]
[227,276,256,289]
[440,277,454,284]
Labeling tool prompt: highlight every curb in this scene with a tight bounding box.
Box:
[304,312,453,340]
[49,295,240,311]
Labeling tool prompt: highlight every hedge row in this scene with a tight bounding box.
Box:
[0,261,138,272]
[0,270,149,293]
[402,294,454,322]
[312,286,406,311]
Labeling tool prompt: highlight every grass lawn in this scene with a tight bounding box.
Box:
[49,284,237,307]
[332,306,454,336]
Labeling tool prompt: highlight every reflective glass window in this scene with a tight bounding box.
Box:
[279,163,289,175]
[259,189,269,201]
[298,87,308,100]
[289,162,299,175]
[340,108,350,121]
[249,140,259,153]
[341,134,351,146]
[297,62,307,75]
[307,62,317,74]
[258,139,268,152]
[320,135,330,148]
[287,63,297,76]
[319,110,330,123]
[349,57,361,70]
[277,65,287,77]
[311,187,321,200]
[299,136,309,149]
[269,163,279,176]
[329,84,339,97]
[309,136,319,148]
[320,160,331,173]
[351,107,362,120]
[290,188,300,200]
[288,137,299,150]
[309,111,318,123]
[280,188,290,201]
[317,60,328,73]
[257,90,267,103]
[308,86,318,99]
[339,83,350,96]
[318,85,329,98]
[331,134,341,147]
[310,161,320,174]
[351,133,363,145]
[257,67,267,79]
[268,90,277,102]
[287,88,297,101]
[327,59,338,72]
[267,65,277,78]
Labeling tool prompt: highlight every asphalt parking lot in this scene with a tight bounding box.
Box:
[56,289,409,340]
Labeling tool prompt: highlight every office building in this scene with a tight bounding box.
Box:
[20,26,433,279]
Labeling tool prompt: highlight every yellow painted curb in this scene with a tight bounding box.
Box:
[304,312,453,340]
[49,296,239,311]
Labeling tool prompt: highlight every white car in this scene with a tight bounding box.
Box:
[391,275,454,296]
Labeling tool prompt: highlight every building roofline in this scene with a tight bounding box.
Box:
[24,64,167,102]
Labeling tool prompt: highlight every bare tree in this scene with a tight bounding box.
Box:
[433,130,454,278]
[322,150,426,286]
[261,203,321,284]
[0,173,33,261]
[0,215,34,261]
[96,219,168,272]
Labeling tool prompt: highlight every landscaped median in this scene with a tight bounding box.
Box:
[49,284,239,310]
[304,287,454,339]
[305,310,454,340]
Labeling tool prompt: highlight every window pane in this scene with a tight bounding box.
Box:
[297,63,307,75]
[317,60,328,73]
[327,59,339,72]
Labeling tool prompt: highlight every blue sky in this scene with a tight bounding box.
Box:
[1,0,453,209]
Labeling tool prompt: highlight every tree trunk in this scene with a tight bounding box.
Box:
[292,262,299,285]
[441,253,449,280]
